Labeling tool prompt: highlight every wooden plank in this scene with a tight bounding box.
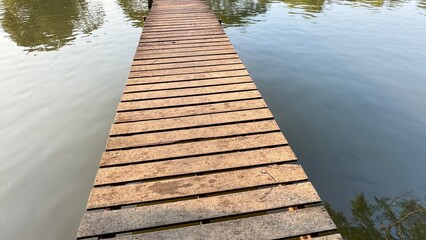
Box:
[143,20,219,27]
[129,64,245,78]
[147,13,213,16]
[142,25,221,31]
[142,23,220,30]
[100,132,287,166]
[114,99,267,122]
[117,91,260,111]
[87,164,307,209]
[105,207,335,240]
[151,9,209,11]
[144,23,221,29]
[77,182,318,238]
[134,49,235,60]
[127,69,248,84]
[124,76,251,92]
[107,120,279,149]
[146,15,215,20]
[136,45,234,55]
[137,41,231,51]
[121,83,255,101]
[95,146,296,185]
[141,29,224,38]
[131,54,238,67]
[140,35,228,43]
[111,108,273,135]
[142,26,221,34]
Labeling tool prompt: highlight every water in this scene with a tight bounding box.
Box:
[0,0,425,239]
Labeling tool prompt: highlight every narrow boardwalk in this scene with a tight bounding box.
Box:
[76,0,341,239]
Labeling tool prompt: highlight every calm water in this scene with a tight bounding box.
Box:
[0,0,425,239]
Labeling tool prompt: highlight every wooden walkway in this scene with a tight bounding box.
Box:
[76,0,341,239]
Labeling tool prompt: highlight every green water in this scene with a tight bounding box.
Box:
[0,0,425,239]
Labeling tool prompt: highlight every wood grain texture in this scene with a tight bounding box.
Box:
[76,0,338,237]
[130,59,242,71]
[128,64,245,78]
[104,207,335,240]
[124,76,251,92]
[106,120,279,149]
[114,99,267,122]
[121,83,255,101]
[77,182,319,238]
[87,164,307,209]
[117,91,261,111]
[100,132,287,166]
[95,146,296,185]
[111,108,273,135]
[127,69,249,84]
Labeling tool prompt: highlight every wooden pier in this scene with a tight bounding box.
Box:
[76,0,341,239]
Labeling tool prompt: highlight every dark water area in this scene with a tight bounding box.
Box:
[0,0,425,239]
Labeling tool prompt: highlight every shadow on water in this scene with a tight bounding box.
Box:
[117,0,149,27]
[0,0,105,52]
[326,192,426,239]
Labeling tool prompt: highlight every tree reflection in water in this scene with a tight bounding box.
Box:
[326,193,426,239]
[117,0,149,27]
[418,0,426,10]
[1,0,104,52]
[207,0,271,26]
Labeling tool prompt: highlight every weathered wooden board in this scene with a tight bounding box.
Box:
[95,146,296,185]
[102,207,335,240]
[128,70,249,85]
[107,120,279,149]
[139,35,229,43]
[137,38,230,47]
[142,26,222,34]
[100,132,287,166]
[117,91,261,111]
[76,0,339,238]
[87,164,307,209]
[124,76,251,92]
[115,99,267,122]
[121,82,255,101]
[130,59,242,71]
[111,108,272,135]
[131,54,238,66]
[134,49,236,60]
[141,24,221,33]
[77,182,318,238]
[129,64,245,78]
[136,45,234,55]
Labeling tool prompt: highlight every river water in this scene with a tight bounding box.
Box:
[0,0,425,239]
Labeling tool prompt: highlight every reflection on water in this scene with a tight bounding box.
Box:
[118,0,149,27]
[281,0,325,18]
[419,0,426,9]
[207,0,271,26]
[0,0,104,52]
[209,0,426,25]
[326,192,426,239]
[1,0,426,239]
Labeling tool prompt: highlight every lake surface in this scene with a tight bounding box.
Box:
[0,0,425,239]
